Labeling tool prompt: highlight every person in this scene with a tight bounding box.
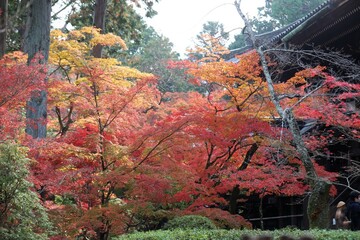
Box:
[335,201,351,229]
[347,191,360,231]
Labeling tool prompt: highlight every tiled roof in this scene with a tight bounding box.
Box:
[266,0,331,44]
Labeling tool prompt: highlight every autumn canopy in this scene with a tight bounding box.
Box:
[0,0,359,239]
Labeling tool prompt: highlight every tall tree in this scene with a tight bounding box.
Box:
[23,0,51,138]
[92,0,107,57]
[4,0,74,54]
[0,0,7,58]
[23,0,51,63]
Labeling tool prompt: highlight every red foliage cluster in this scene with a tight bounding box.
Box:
[0,52,47,139]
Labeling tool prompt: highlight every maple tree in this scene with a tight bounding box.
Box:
[111,31,347,232]
[28,27,165,239]
[125,66,274,228]
[58,26,357,234]
[181,58,333,214]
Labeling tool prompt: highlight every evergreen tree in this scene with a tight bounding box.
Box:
[129,27,195,93]
[0,142,52,240]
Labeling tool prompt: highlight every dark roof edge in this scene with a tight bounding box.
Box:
[226,0,332,58]
[268,0,331,44]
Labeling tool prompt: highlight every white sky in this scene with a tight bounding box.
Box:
[52,0,264,58]
[145,0,264,57]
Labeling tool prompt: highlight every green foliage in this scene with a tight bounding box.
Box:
[126,27,203,93]
[126,27,182,93]
[127,203,174,231]
[163,215,217,230]
[114,228,360,240]
[0,142,52,240]
[6,1,28,52]
[67,0,148,49]
[190,208,252,230]
[228,34,247,50]
[54,194,76,205]
[268,0,325,26]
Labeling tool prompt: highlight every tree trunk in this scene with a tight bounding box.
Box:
[93,0,107,58]
[229,185,240,214]
[25,90,47,138]
[23,0,51,63]
[0,0,7,58]
[229,143,258,214]
[235,0,331,229]
[97,217,111,240]
[284,109,331,229]
[259,195,264,230]
[307,181,331,229]
[23,0,51,138]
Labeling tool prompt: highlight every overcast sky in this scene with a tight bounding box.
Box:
[145,0,264,57]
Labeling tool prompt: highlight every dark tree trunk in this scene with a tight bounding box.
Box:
[259,195,264,230]
[23,0,51,63]
[92,0,107,58]
[23,0,51,138]
[229,143,259,214]
[0,0,7,58]
[229,185,240,214]
[25,90,47,138]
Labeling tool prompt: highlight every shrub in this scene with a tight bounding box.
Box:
[163,215,217,230]
[190,208,252,229]
[114,228,360,240]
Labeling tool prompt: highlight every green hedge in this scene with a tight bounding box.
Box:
[162,215,217,230]
[113,229,360,240]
